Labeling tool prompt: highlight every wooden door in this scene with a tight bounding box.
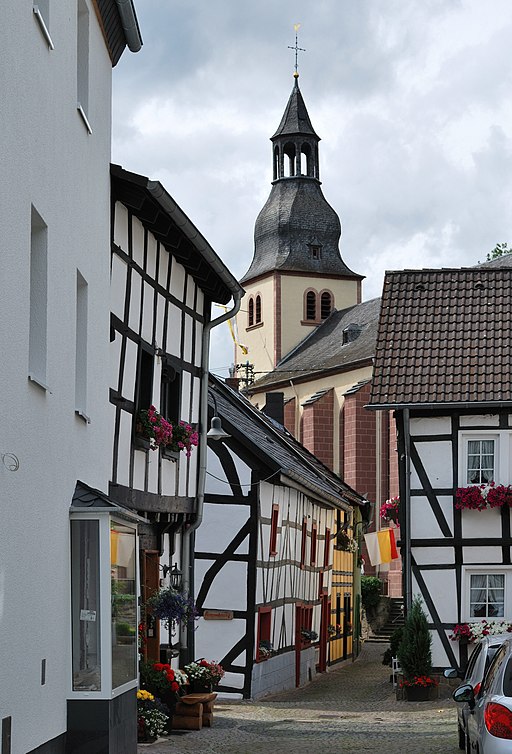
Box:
[142,550,160,662]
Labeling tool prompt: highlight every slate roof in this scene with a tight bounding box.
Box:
[246,297,381,392]
[209,375,365,508]
[241,180,362,283]
[271,79,319,139]
[71,481,145,521]
[369,267,512,408]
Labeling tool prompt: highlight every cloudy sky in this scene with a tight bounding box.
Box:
[112,0,512,375]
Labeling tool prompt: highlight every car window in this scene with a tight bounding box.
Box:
[482,644,509,694]
[485,646,501,674]
[465,644,482,680]
[502,657,512,697]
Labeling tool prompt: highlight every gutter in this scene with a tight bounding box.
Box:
[180,291,243,659]
[366,400,512,411]
[114,0,143,52]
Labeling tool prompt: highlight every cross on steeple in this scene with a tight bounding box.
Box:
[288,23,305,78]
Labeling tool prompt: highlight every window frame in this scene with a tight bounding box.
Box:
[256,606,272,662]
[459,433,500,486]
[462,566,512,622]
[300,517,307,569]
[269,504,279,557]
[310,521,318,566]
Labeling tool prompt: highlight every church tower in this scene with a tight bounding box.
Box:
[237,73,363,379]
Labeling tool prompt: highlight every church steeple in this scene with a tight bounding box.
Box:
[241,77,362,285]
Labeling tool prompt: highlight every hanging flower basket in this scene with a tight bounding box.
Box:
[146,587,198,630]
[334,530,358,553]
[455,483,512,511]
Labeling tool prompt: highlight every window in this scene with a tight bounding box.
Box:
[310,521,317,566]
[111,523,137,689]
[248,298,254,327]
[470,573,505,618]
[255,295,262,324]
[29,207,48,387]
[33,1,54,49]
[136,346,154,412]
[467,439,495,484]
[324,528,331,569]
[75,271,88,417]
[310,245,321,260]
[320,292,332,320]
[77,0,91,133]
[71,519,101,691]
[257,607,271,661]
[305,291,316,321]
[161,360,181,422]
[300,518,307,568]
[269,504,279,557]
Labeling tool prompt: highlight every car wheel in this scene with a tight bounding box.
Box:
[458,723,465,750]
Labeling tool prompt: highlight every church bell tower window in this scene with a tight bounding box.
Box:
[305,290,317,321]
[248,297,254,327]
[320,291,333,320]
[255,295,262,324]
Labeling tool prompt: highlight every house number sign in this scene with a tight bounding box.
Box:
[203,610,233,621]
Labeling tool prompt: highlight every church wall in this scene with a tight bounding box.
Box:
[238,276,276,377]
[279,275,360,363]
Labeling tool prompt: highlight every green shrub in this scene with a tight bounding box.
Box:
[397,596,432,680]
[361,576,383,613]
[382,626,404,666]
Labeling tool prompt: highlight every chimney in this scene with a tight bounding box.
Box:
[225,376,240,391]
[263,392,284,425]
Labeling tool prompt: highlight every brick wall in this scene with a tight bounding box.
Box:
[283,397,296,435]
[301,389,334,469]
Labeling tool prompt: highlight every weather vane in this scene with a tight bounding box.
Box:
[288,23,305,78]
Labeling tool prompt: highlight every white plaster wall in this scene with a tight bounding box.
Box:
[460,414,500,427]
[410,416,451,435]
[411,441,453,489]
[461,508,503,539]
[410,496,454,539]
[196,504,250,554]
[195,560,248,611]
[0,3,113,751]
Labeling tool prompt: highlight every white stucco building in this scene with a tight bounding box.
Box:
[0,3,141,753]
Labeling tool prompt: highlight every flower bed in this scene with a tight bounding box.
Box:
[450,620,512,642]
[455,483,512,511]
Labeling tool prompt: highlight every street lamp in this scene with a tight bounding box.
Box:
[206,390,230,441]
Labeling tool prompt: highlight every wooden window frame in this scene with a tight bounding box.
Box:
[269,504,279,557]
[300,517,307,569]
[256,606,272,662]
[323,528,331,569]
[310,521,318,566]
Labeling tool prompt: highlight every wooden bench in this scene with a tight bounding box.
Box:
[171,692,217,731]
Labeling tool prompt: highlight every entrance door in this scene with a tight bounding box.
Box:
[318,593,330,672]
[142,550,160,662]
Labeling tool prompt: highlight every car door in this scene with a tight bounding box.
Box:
[466,644,509,751]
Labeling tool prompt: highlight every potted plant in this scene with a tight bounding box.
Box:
[136,689,169,743]
[139,662,188,716]
[184,659,225,693]
[146,587,198,632]
[397,596,438,701]
[328,623,342,639]
[300,628,318,643]
[334,530,358,553]
[380,496,400,524]
[455,483,512,511]
[450,620,512,643]
[136,406,199,456]
[258,640,274,659]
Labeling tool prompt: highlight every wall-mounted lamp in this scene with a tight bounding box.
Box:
[162,563,183,590]
[207,390,230,441]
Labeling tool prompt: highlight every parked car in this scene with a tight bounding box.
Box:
[453,636,512,753]
[446,634,511,749]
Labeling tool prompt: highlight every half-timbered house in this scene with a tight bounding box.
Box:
[193,375,365,698]
[369,265,512,672]
[108,165,243,662]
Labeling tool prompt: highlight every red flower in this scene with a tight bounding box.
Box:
[171,681,179,692]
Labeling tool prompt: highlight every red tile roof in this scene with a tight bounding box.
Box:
[369,268,512,408]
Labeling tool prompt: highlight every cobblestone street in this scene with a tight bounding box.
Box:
[139,642,460,754]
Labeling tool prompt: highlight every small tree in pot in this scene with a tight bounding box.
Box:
[397,596,438,700]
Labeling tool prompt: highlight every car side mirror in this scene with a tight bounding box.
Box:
[453,683,475,709]
[444,668,460,679]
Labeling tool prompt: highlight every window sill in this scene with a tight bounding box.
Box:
[75,410,91,424]
[300,319,321,326]
[133,435,151,451]
[28,374,51,393]
[246,322,264,331]
[77,104,93,135]
[33,6,55,49]
[162,448,180,462]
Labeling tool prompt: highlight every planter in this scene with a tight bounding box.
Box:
[404,685,431,702]
[190,680,213,694]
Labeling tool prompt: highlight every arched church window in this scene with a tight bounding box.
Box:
[248,297,254,327]
[273,146,280,181]
[301,143,312,176]
[284,142,296,177]
[255,295,262,324]
[305,290,317,321]
[320,291,333,320]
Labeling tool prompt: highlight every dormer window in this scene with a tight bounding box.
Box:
[310,245,322,260]
[342,323,362,345]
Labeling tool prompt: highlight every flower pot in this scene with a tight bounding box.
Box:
[404,685,431,702]
[190,680,213,693]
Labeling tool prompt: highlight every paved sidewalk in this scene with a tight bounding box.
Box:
[139,642,460,754]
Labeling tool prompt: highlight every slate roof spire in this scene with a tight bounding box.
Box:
[241,76,362,284]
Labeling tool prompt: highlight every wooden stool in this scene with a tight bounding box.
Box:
[171,692,217,730]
